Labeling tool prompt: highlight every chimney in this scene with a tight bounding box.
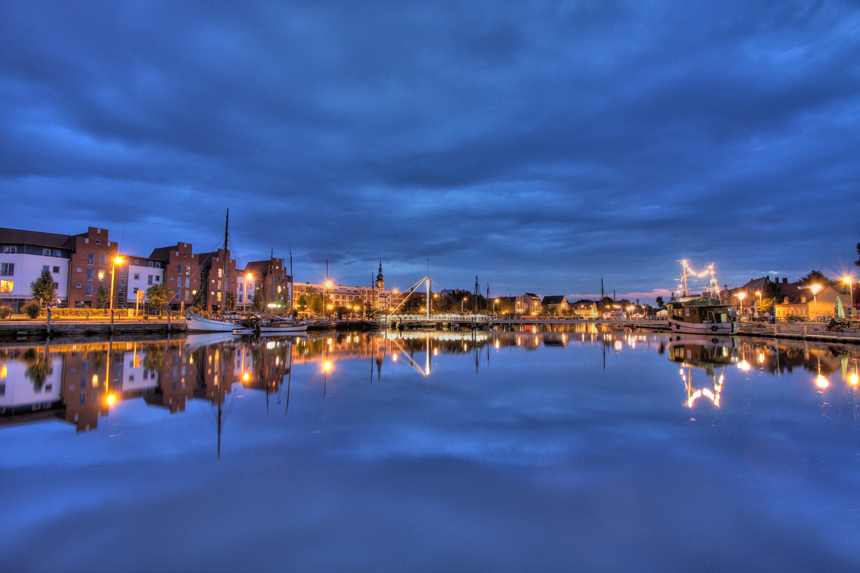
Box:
[774,276,779,284]
[783,278,787,284]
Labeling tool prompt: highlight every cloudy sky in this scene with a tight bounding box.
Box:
[1,1,859,301]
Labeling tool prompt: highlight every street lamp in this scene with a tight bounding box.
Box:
[843,277,854,312]
[810,284,821,319]
[109,256,123,311]
[244,272,252,312]
[494,298,499,315]
[462,297,467,314]
[737,292,746,316]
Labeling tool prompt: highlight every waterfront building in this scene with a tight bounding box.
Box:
[149,243,201,311]
[242,256,292,310]
[120,255,166,309]
[293,262,394,314]
[522,293,542,314]
[196,248,238,314]
[570,299,599,318]
[0,226,119,311]
[541,295,568,315]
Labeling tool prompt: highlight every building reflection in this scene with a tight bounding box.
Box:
[3,329,860,434]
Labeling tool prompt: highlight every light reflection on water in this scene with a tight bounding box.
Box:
[1,328,859,572]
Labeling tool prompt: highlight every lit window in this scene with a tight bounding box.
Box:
[98,271,105,281]
[0,280,12,293]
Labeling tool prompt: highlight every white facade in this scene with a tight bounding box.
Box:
[124,263,164,303]
[0,252,70,304]
[0,356,64,413]
[236,274,257,307]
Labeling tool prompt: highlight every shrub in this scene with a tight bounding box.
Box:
[0,305,12,319]
[22,301,42,319]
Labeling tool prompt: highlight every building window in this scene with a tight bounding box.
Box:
[85,284,93,296]
[183,252,187,257]
[43,248,51,256]
[178,264,183,273]
[155,276,160,282]
[1,263,14,276]
[54,250,61,257]
[0,280,12,293]
[98,271,105,281]
[76,283,81,288]
[133,273,140,280]
[88,254,94,265]
[133,287,138,294]
[77,267,82,272]
[42,265,49,273]
[148,275,153,285]
[99,254,106,266]
[53,266,60,273]
[3,246,17,253]
[185,278,191,288]
[86,269,94,281]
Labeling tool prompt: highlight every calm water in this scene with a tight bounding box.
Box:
[1,327,859,572]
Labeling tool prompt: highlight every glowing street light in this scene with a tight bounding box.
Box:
[737,292,746,316]
[109,256,123,311]
[244,272,253,312]
[843,277,854,311]
[810,284,821,318]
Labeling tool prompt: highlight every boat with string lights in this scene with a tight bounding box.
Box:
[666,260,739,335]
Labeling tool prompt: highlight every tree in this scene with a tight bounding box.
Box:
[20,348,52,391]
[96,285,110,309]
[309,293,324,315]
[251,289,265,312]
[146,284,175,314]
[655,296,665,310]
[225,291,236,311]
[296,294,309,312]
[798,270,837,288]
[855,240,860,268]
[30,270,57,306]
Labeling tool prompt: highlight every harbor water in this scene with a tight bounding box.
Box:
[1,327,858,572]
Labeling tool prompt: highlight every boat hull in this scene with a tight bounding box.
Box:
[667,317,738,335]
[259,325,308,334]
[185,314,239,332]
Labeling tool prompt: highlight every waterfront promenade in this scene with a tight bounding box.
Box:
[3,314,860,344]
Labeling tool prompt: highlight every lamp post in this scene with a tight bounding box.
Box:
[810,284,821,319]
[737,292,746,317]
[109,256,123,311]
[843,277,854,313]
[244,272,252,312]
[494,298,499,315]
[462,297,467,314]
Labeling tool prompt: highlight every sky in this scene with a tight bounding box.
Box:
[1,0,859,303]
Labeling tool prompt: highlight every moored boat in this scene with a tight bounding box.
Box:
[667,297,738,335]
[186,312,241,332]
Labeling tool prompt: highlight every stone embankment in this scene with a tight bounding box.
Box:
[0,317,184,341]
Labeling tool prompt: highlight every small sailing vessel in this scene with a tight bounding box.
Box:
[667,260,738,335]
[258,318,308,334]
[186,210,241,332]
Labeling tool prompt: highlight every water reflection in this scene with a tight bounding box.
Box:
[2,329,860,435]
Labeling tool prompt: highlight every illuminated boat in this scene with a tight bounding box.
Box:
[666,297,738,335]
[667,260,738,335]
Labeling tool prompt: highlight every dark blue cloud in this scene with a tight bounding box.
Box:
[1,0,859,299]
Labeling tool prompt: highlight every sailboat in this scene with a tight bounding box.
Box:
[186,211,242,332]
